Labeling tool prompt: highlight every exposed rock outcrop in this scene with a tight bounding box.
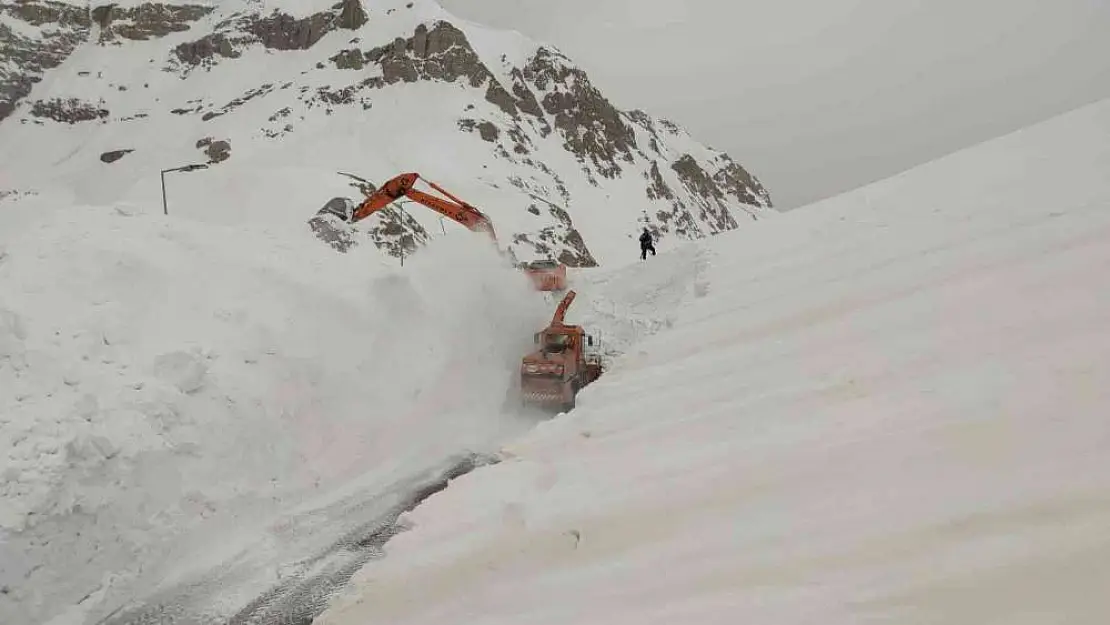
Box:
[171,0,367,71]
[0,1,91,123]
[711,154,772,207]
[100,149,134,163]
[645,161,675,201]
[29,98,109,123]
[93,3,213,44]
[203,139,231,163]
[522,47,636,180]
[310,173,432,260]
[350,22,544,125]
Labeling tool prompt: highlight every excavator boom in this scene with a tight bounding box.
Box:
[404,189,495,238]
[309,169,566,292]
[348,172,495,240]
[350,172,418,221]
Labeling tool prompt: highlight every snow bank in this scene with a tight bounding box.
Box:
[0,197,549,624]
[314,99,1110,624]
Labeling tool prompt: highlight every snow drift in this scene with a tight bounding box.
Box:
[314,99,1110,624]
[0,194,550,624]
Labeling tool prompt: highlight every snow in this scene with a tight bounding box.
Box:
[13,2,1102,624]
[313,97,1110,625]
[0,194,552,623]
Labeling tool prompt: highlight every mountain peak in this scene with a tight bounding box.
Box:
[0,0,773,266]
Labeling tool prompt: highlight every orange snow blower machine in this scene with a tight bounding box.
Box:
[309,171,568,292]
[519,289,603,412]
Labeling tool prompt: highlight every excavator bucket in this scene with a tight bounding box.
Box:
[308,197,357,252]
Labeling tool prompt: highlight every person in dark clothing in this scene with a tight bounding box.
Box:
[639,228,656,260]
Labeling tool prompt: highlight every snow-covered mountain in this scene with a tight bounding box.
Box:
[0,0,773,266]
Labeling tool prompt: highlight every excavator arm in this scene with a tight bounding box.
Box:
[348,172,496,241]
[404,189,494,234]
[310,169,567,292]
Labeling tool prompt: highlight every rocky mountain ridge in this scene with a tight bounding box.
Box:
[0,0,773,266]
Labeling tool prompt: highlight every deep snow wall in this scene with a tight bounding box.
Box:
[0,194,550,624]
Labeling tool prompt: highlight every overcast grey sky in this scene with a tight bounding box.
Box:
[439,0,1110,208]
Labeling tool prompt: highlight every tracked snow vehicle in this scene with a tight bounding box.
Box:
[519,290,602,412]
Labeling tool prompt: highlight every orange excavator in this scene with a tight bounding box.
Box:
[350,172,497,239]
[519,289,603,412]
[310,172,567,291]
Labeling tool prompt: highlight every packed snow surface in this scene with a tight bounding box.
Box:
[315,99,1110,624]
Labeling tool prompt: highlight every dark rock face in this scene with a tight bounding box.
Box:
[625,112,771,236]
[504,176,597,267]
[202,83,276,121]
[311,173,432,260]
[172,0,366,70]
[669,154,770,231]
[204,140,231,163]
[712,155,772,207]
[93,3,213,44]
[3,0,89,27]
[309,210,359,253]
[173,32,243,67]
[335,0,368,30]
[0,1,91,123]
[673,156,727,203]
[29,98,109,123]
[331,48,365,70]
[645,161,675,200]
[358,21,541,124]
[100,149,134,163]
[364,23,486,86]
[522,48,636,180]
[247,11,334,51]
[366,205,430,260]
[671,154,739,232]
[193,136,231,163]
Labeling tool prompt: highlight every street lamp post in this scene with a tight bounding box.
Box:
[160,163,209,216]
